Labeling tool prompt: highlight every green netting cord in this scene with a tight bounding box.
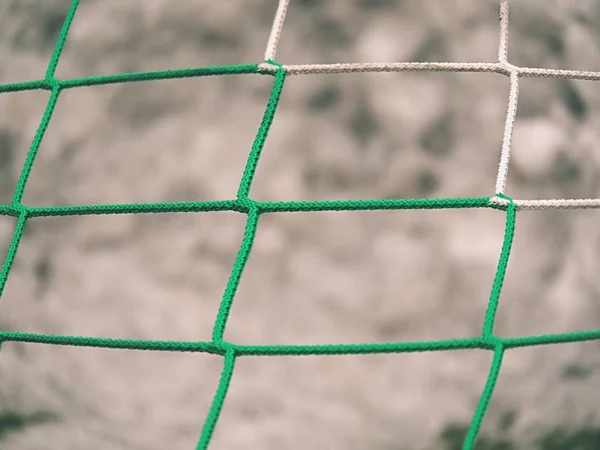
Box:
[1,1,600,449]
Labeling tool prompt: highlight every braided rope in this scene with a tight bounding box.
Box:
[0,0,598,448]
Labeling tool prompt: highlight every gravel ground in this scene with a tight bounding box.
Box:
[1,0,600,449]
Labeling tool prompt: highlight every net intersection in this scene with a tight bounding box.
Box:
[0,0,599,449]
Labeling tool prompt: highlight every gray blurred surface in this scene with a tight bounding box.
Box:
[1,0,600,448]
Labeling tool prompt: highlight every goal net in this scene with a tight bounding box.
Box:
[0,0,599,448]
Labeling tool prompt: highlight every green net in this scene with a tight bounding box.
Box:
[2,1,600,449]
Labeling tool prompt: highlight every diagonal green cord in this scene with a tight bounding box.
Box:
[196,348,237,450]
[237,67,286,200]
[14,0,77,205]
[463,343,505,449]
[0,213,27,300]
[12,88,61,206]
[460,196,516,447]
[483,195,517,337]
[46,0,80,81]
[212,208,260,343]
[0,212,27,351]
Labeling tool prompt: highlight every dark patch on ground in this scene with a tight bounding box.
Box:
[108,84,186,130]
[305,84,341,111]
[538,427,600,450]
[296,0,322,9]
[199,29,241,50]
[499,410,517,432]
[0,129,17,202]
[543,31,565,59]
[420,113,454,156]
[416,170,439,195]
[412,33,448,62]
[558,80,587,121]
[358,0,397,10]
[441,423,469,449]
[34,254,52,297]
[561,364,591,380]
[312,18,352,49]
[441,423,515,450]
[552,153,581,186]
[0,129,15,170]
[440,421,600,450]
[0,410,59,441]
[302,159,374,194]
[348,99,379,145]
[11,5,67,53]
[11,341,26,358]
[540,260,562,283]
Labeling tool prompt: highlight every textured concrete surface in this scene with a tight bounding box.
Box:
[1,0,600,448]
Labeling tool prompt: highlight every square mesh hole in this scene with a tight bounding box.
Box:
[505,77,600,201]
[0,211,246,341]
[0,0,71,84]
[215,350,493,449]
[227,208,506,345]
[55,0,278,78]
[276,0,500,65]
[0,90,51,204]
[21,74,273,206]
[0,342,222,450]
[484,340,600,448]
[252,71,509,202]
[496,208,600,337]
[508,0,600,72]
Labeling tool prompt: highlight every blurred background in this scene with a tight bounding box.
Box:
[1,0,600,448]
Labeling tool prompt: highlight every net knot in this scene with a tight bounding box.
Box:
[496,192,514,205]
[259,60,284,74]
[11,202,28,217]
[44,77,62,91]
[234,198,259,214]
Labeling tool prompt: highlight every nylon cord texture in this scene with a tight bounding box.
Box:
[1,1,599,448]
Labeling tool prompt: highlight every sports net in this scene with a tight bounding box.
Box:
[0,0,599,448]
